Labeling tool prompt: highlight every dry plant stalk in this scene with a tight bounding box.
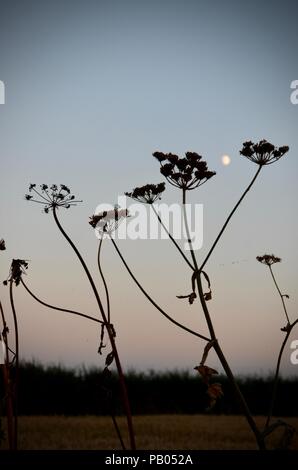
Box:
[101,140,292,450]
[24,185,135,450]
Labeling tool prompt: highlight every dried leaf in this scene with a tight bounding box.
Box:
[176,292,197,305]
[204,290,212,301]
[207,382,223,400]
[194,364,218,383]
[105,351,114,367]
[200,340,217,366]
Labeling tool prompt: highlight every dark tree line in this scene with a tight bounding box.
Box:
[1,362,297,417]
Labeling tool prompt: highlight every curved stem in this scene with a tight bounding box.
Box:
[52,207,135,450]
[196,270,265,449]
[20,278,102,325]
[182,190,264,449]
[265,318,298,428]
[110,237,210,342]
[151,204,195,271]
[97,238,111,322]
[9,281,18,450]
[269,266,290,324]
[200,166,262,271]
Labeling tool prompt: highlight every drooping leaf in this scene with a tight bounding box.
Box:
[204,290,212,301]
[200,340,217,366]
[105,351,115,367]
[194,364,218,383]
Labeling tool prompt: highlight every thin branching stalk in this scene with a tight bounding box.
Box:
[0,300,14,449]
[20,279,125,449]
[97,238,126,448]
[265,318,298,429]
[52,207,136,450]
[111,414,126,450]
[181,189,216,338]
[151,204,195,270]
[110,237,210,342]
[9,281,18,450]
[20,278,102,325]
[182,189,265,450]
[199,166,262,271]
[268,265,290,324]
[97,238,111,322]
[0,300,9,367]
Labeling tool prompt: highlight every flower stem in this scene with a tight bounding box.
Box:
[9,281,19,450]
[52,207,136,450]
[0,300,9,367]
[110,237,210,342]
[0,300,15,450]
[97,238,111,322]
[200,166,262,271]
[268,265,290,324]
[181,189,216,338]
[151,204,195,270]
[20,278,102,325]
[265,318,298,429]
[182,190,265,450]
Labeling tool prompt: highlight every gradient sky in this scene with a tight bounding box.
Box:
[0,0,297,376]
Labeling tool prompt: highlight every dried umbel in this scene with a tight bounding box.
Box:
[256,254,281,266]
[4,259,28,286]
[0,239,5,251]
[89,207,129,235]
[125,183,165,204]
[25,184,82,213]
[153,151,216,190]
[240,140,289,166]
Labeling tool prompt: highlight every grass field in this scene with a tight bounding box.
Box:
[2,415,297,450]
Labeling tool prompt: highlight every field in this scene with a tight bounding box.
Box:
[4,415,298,450]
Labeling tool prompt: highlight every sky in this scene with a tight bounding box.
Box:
[0,0,297,377]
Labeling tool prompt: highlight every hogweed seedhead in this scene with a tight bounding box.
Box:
[25,184,82,213]
[125,182,165,204]
[89,207,129,236]
[4,259,29,286]
[256,254,281,266]
[240,140,289,166]
[152,151,216,190]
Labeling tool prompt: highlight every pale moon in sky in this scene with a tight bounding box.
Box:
[221,155,231,166]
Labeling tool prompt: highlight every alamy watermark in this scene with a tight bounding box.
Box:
[0,80,5,104]
[92,195,204,250]
[290,339,298,365]
[290,80,298,104]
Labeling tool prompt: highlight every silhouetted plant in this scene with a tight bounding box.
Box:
[0,254,22,449]
[256,254,298,437]
[125,183,165,204]
[108,139,290,450]
[25,184,135,450]
[0,239,13,448]
[152,152,216,190]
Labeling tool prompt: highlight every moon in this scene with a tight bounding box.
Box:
[221,155,231,166]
